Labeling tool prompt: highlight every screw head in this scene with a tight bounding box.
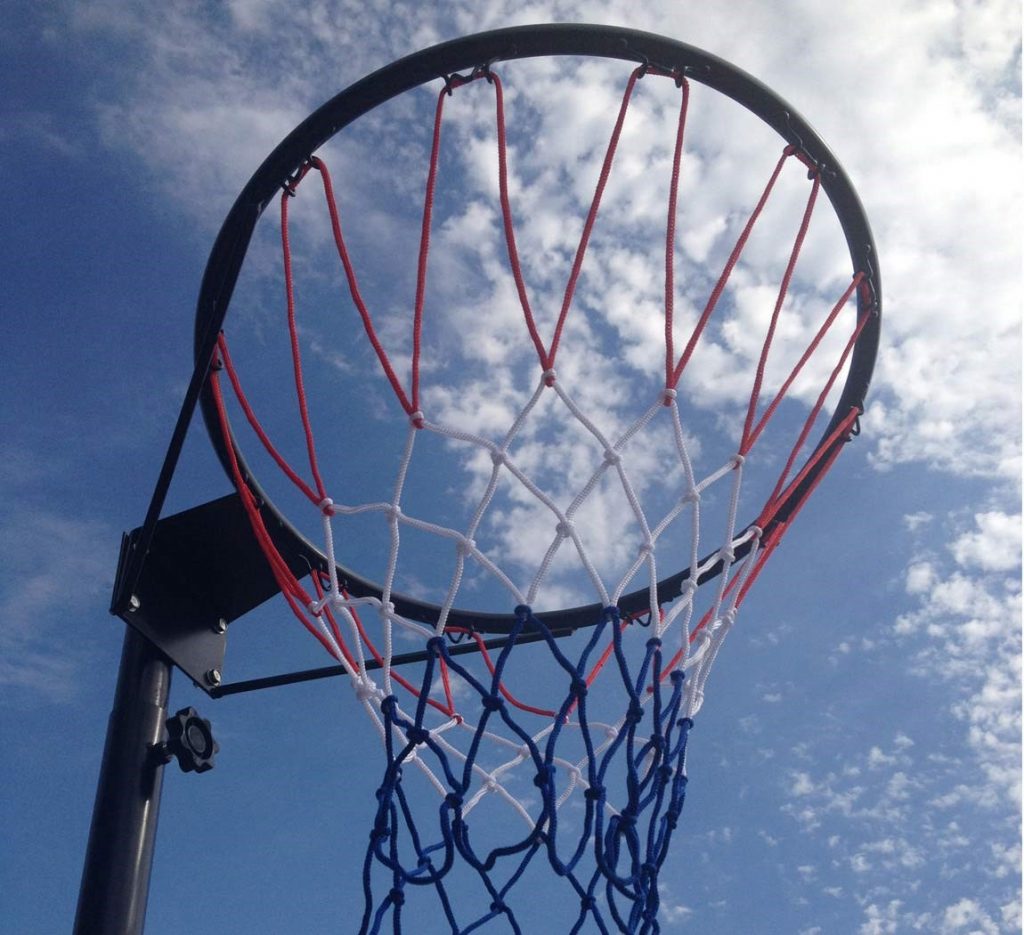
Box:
[213,618,227,634]
[128,594,141,611]
[205,668,222,687]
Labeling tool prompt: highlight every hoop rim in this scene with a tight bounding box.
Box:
[194,23,881,634]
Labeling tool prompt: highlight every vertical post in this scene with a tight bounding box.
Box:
[75,624,173,935]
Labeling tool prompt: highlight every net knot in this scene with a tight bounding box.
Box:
[637,540,654,556]
[580,895,597,911]
[648,732,667,753]
[489,448,507,467]
[485,775,500,793]
[534,765,555,788]
[542,368,557,387]
[616,810,637,829]
[354,679,378,703]
[603,448,621,467]
[646,636,662,650]
[640,861,659,881]
[732,453,745,468]
[445,791,463,810]
[456,536,477,556]
[720,546,736,565]
[556,520,575,538]
[425,635,446,655]
[680,489,700,506]
[481,694,504,713]
[405,724,430,746]
[662,387,677,406]
[624,700,644,725]
[570,677,588,699]
[490,900,507,915]
[584,783,605,802]
[318,497,335,516]
[389,888,405,907]
[386,504,402,523]
[409,410,424,428]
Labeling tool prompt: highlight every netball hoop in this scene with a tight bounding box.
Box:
[98,24,879,935]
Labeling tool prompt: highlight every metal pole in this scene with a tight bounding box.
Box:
[75,625,173,935]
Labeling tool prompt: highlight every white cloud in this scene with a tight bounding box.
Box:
[903,511,933,532]
[791,771,816,796]
[783,505,1020,928]
[950,512,1022,572]
[897,522,1022,808]
[0,507,114,698]
[849,853,871,873]
[657,888,694,925]
[1002,896,1023,932]
[939,897,1001,934]
[867,746,897,769]
[904,561,936,596]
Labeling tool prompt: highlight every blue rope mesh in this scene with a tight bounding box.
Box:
[360,606,694,934]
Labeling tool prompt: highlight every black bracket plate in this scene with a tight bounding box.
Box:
[110,493,311,691]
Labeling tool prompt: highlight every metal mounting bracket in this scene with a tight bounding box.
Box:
[110,492,312,691]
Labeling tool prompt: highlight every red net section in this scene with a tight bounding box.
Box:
[208,63,872,933]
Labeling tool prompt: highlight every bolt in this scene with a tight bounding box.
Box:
[205,668,222,687]
[128,594,141,612]
[213,618,227,635]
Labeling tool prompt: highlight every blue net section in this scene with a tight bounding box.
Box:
[361,606,694,934]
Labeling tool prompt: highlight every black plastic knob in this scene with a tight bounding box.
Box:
[164,707,218,773]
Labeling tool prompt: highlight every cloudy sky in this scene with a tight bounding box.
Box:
[1,2,1020,934]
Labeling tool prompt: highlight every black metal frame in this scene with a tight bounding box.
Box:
[82,27,880,932]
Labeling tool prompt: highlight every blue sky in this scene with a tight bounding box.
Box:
[1,2,1020,934]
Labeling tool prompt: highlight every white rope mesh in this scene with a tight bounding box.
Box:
[305,372,759,813]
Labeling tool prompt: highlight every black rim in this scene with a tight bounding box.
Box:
[195,23,881,635]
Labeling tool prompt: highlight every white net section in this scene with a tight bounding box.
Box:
[311,378,758,722]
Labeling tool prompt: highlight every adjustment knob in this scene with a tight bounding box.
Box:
[163,707,218,773]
